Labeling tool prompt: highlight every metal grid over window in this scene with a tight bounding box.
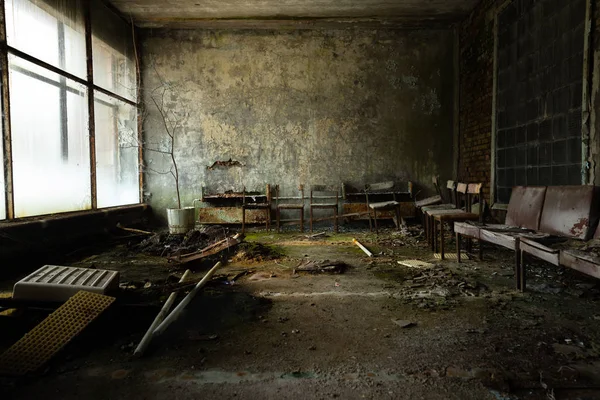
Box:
[495,0,586,204]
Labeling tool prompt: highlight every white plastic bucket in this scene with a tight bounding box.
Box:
[167,207,195,234]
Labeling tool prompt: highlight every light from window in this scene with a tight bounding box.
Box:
[95,92,139,208]
[9,55,91,217]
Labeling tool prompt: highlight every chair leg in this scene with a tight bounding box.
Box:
[276,208,281,233]
[515,240,522,291]
[300,209,304,233]
[242,207,246,234]
[265,208,270,232]
[433,219,437,253]
[310,206,313,233]
[478,240,483,261]
[334,207,339,233]
[440,219,445,260]
[368,209,373,232]
[456,232,461,263]
[395,206,401,230]
[520,251,526,291]
[374,209,378,235]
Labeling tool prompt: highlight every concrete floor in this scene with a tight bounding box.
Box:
[3,226,600,399]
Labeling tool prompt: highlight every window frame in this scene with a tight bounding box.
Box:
[0,0,141,220]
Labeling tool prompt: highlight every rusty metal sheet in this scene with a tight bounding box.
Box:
[520,238,560,266]
[197,207,267,224]
[454,222,481,239]
[560,250,600,279]
[505,186,547,230]
[343,202,415,219]
[538,186,600,240]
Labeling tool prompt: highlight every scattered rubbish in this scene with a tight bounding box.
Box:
[391,319,416,328]
[552,343,587,358]
[305,232,327,240]
[293,260,349,274]
[135,226,232,257]
[397,260,433,269]
[232,242,283,262]
[169,234,243,265]
[116,223,153,236]
[278,317,289,323]
[206,158,243,170]
[291,329,300,334]
[134,269,191,357]
[353,238,373,257]
[0,291,115,376]
[153,262,223,336]
[188,332,219,341]
[466,328,487,334]
[528,283,563,294]
[229,270,252,284]
[248,272,276,281]
[334,282,340,287]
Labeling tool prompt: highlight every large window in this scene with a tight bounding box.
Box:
[0,0,139,219]
[494,0,586,203]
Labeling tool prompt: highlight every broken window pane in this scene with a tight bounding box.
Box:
[5,0,87,79]
[95,92,139,208]
[92,0,136,101]
[9,55,91,217]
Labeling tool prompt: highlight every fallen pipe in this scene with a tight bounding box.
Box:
[353,238,373,257]
[153,261,223,336]
[133,269,192,357]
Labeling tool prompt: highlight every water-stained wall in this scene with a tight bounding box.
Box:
[141,28,455,217]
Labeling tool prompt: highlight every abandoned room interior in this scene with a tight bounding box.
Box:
[2,0,600,399]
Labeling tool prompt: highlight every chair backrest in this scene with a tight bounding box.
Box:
[310,185,339,205]
[365,181,394,192]
[538,185,600,240]
[456,183,483,217]
[275,184,304,206]
[505,186,546,230]
[445,180,457,206]
[243,184,271,205]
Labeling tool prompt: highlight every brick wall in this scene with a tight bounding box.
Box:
[458,0,500,203]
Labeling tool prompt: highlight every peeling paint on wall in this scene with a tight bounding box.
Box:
[141,29,455,220]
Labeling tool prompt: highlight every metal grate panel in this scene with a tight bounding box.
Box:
[0,291,115,376]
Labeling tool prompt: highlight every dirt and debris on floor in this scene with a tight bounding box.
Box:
[1,224,600,400]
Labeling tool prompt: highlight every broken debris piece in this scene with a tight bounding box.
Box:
[392,319,416,329]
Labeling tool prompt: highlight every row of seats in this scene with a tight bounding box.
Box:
[454,186,600,291]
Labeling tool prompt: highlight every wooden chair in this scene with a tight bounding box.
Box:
[431,183,483,259]
[276,185,305,233]
[242,184,271,233]
[365,181,402,234]
[309,185,339,233]
[423,180,458,244]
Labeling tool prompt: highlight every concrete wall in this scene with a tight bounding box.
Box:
[141,29,456,219]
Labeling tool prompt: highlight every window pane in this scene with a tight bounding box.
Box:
[95,92,139,208]
[9,55,91,217]
[5,0,86,79]
[92,0,136,101]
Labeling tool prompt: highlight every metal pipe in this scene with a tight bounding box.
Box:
[133,269,191,357]
[353,238,373,257]
[153,262,222,336]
